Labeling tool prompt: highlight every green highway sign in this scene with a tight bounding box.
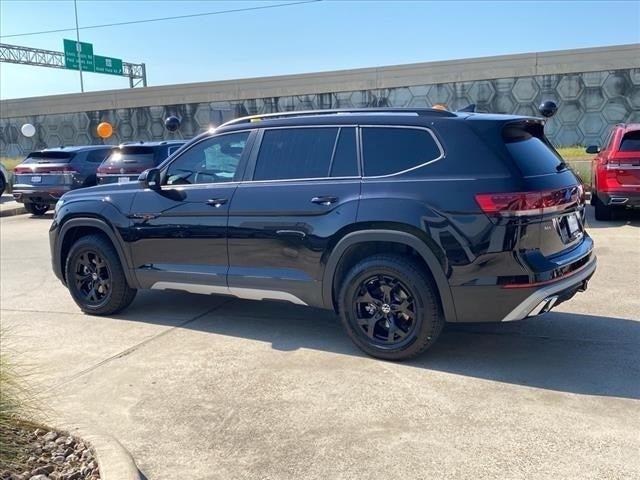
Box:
[63,39,94,72]
[94,55,123,76]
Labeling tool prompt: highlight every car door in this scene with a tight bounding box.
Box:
[128,130,255,292]
[227,126,361,307]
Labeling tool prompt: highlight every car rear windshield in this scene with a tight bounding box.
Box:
[23,151,74,163]
[102,146,159,169]
[502,123,564,177]
[619,131,640,152]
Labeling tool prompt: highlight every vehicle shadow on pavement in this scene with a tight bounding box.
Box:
[123,292,640,400]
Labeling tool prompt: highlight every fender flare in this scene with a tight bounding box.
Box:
[57,217,139,288]
[322,229,457,322]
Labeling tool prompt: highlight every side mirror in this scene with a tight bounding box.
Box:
[585,145,600,154]
[139,168,161,190]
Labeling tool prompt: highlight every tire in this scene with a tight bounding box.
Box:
[24,202,49,216]
[64,234,137,315]
[0,175,5,196]
[593,193,614,221]
[338,254,444,361]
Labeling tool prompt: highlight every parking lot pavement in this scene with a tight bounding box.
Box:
[1,209,639,480]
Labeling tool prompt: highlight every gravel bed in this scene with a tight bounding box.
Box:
[0,425,100,480]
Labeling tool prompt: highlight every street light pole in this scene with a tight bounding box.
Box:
[73,0,84,93]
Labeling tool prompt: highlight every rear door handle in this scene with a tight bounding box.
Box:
[311,196,338,206]
[206,198,228,208]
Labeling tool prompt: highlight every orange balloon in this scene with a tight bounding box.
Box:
[97,122,113,139]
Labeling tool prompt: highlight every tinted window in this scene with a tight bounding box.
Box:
[362,127,441,176]
[103,146,157,170]
[619,131,640,152]
[503,124,564,176]
[165,132,249,185]
[330,128,358,177]
[254,128,338,181]
[86,149,112,163]
[23,151,74,164]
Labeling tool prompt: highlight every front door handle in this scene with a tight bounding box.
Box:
[206,198,228,208]
[311,196,338,206]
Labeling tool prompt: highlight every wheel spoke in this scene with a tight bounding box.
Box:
[355,289,378,305]
[366,313,383,339]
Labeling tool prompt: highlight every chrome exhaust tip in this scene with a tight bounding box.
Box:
[528,295,559,317]
[609,197,629,205]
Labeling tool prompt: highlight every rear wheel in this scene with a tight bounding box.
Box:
[65,234,137,315]
[0,175,6,196]
[25,202,49,216]
[338,254,444,361]
[593,193,614,221]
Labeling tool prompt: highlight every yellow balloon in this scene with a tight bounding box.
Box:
[97,122,113,139]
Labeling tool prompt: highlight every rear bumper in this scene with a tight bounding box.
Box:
[501,256,596,321]
[13,187,72,205]
[450,235,595,323]
[596,191,640,208]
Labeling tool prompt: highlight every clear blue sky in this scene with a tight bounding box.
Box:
[1,0,638,99]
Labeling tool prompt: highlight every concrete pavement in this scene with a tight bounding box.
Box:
[1,208,638,479]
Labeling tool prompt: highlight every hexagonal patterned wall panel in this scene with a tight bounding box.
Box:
[1,68,639,157]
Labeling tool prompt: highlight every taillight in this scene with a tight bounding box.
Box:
[14,165,78,174]
[475,185,582,216]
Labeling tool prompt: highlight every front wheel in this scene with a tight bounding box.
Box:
[338,254,444,361]
[25,202,49,216]
[65,234,137,315]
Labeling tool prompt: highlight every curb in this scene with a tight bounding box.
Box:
[61,423,141,480]
[0,203,26,218]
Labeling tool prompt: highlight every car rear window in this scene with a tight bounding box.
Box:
[503,123,564,176]
[619,131,640,152]
[102,146,159,170]
[23,151,74,163]
[361,127,441,176]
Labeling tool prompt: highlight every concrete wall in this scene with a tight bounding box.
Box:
[1,44,639,156]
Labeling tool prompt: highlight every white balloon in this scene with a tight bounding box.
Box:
[21,123,36,138]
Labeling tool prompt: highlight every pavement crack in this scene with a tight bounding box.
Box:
[45,299,234,392]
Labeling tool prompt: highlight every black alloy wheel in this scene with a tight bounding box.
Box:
[65,234,137,315]
[73,251,111,307]
[353,274,418,346]
[338,254,444,361]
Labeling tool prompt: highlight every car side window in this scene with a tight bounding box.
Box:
[330,128,358,177]
[362,127,441,176]
[165,132,249,185]
[254,127,340,181]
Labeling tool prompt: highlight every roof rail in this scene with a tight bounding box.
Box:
[220,107,457,127]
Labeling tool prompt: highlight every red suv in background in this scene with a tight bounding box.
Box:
[587,123,640,220]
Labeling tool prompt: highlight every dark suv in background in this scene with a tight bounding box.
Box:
[50,108,596,360]
[97,141,185,185]
[13,146,112,215]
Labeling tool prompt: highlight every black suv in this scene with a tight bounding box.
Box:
[13,146,112,215]
[97,141,185,185]
[50,109,596,360]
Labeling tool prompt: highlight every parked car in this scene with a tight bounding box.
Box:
[12,146,112,216]
[97,141,185,185]
[587,123,640,220]
[50,108,596,360]
[0,162,9,196]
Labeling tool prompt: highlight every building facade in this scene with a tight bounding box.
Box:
[1,44,639,157]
